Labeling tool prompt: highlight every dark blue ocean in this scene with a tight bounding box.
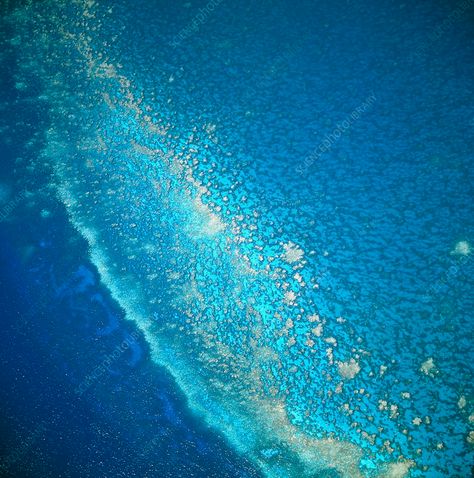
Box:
[0,1,473,477]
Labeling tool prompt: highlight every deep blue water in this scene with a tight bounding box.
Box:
[1,0,473,477]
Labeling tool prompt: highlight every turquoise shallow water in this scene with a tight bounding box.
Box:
[4,0,474,476]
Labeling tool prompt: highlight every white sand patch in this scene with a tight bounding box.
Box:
[283,290,297,305]
[281,241,304,264]
[312,323,323,337]
[192,196,225,236]
[380,460,415,478]
[451,240,471,256]
[420,357,437,376]
[325,337,337,346]
[389,404,399,419]
[458,395,466,409]
[337,358,361,379]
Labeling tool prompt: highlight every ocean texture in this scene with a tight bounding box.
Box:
[2,0,474,477]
